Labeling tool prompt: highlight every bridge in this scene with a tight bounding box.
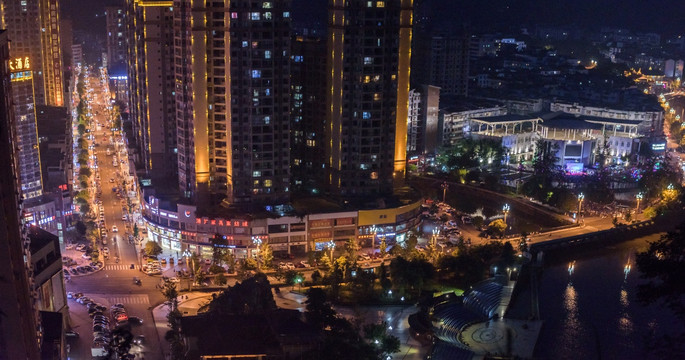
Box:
[529,218,661,255]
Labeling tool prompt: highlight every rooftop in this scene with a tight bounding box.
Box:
[471,114,541,123]
[27,226,59,255]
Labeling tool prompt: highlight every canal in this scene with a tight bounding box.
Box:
[534,233,684,359]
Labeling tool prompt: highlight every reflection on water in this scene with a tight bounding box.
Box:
[536,235,683,359]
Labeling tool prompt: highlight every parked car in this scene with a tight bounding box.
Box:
[111,225,118,232]
[127,316,143,325]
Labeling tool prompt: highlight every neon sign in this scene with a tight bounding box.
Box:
[9,57,31,72]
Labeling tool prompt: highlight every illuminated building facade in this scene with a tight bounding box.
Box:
[105,6,127,69]
[326,0,413,197]
[39,0,64,106]
[0,30,41,360]
[174,0,292,206]
[126,0,176,180]
[290,36,327,193]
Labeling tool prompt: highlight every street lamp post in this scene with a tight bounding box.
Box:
[502,204,510,224]
[371,226,377,254]
[635,192,643,213]
[252,236,262,268]
[441,182,449,203]
[326,240,336,261]
[432,228,440,247]
[577,193,585,221]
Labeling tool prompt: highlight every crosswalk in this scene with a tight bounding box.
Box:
[104,264,141,271]
[106,294,149,305]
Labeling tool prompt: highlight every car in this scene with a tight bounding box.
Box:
[278,262,288,270]
[75,244,86,251]
[121,214,127,221]
[204,258,212,265]
[76,297,91,305]
[109,178,114,183]
[103,247,110,253]
[133,335,145,345]
[168,277,180,284]
[161,258,167,265]
[359,254,371,261]
[69,268,79,275]
[65,243,75,250]
[299,261,311,268]
[81,253,92,260]
[65,330,79,339]
[285,262,295,270]
[111,225,118,232]
[67,292,75,299]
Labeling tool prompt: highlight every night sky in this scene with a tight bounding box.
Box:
[60,0,683,37]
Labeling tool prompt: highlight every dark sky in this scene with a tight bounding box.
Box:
[61,0,684,37]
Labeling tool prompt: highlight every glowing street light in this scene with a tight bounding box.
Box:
[635,192,643,213]
[502,204,510,223]
[441,182,449,203]
[371,225,377,254]
[326,240,336,261]
[431,228,440,247]
[577,193,585,220]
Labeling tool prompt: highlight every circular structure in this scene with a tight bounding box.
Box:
[470,327,506,344]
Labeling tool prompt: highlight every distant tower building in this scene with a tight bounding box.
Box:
[126,0,176,181]
[326,0,413,197]
[407,85,440,156]
[105,6,127,69]
[174,0,292,206]
[428,35,469,96]
[0,30,42,360]
[664,59,675,77]
[291,36,327,193]
[675,60,684,79]
[71,43,82,66]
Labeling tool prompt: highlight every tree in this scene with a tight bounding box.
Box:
[79,167,92,178]
[498,241,516,268]
[144,241,163,256]
[304,288,336,330]
[259,242,274,269]
[378,263,391,292]
[133,224,139,238]
[161,282,185,359]
[311,270,322,284]
[488,219,507,238]
[345,238,361,260]
[79,202,91,216]
[208,273,276,315]
[215,273,228,286]
[636,221,685,356]
[379,238,387,256]
[75,220,87,237]
[284,270,299,288]
[363,322,401,358]
[223,251,236,273]
[472,216,484,229]
[77,123,86,136]
[210,233,228,265]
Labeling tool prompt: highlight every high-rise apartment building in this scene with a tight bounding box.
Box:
[105,5,127,68]
[0,30,42,360]
[407,84,439,155]
[39,0,65,106]
[174,0,292,206]
[428,35,469,96]
[326,0,413,197]
[291,36,327,193]
[127,0,176,181]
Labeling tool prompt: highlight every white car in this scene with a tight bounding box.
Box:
[82,253,92,260]
[112,225,118,232]
[121,214,127,221]
[168,277,180,284]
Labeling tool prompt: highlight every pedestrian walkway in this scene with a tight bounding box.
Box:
[105,264,141,271]
[106,294,149,305]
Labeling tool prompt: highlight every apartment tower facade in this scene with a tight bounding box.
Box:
[127,0,176,181]
[174,0,291,206]
[106,5,127,69]
[326,0,413,196]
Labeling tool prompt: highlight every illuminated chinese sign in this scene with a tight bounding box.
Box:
[9,56,31,72]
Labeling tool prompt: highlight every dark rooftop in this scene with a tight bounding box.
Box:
[471,114,541,123]
[28,226,59,255]
[539,112,645,130]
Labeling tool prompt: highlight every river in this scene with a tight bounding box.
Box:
[534,233,684,359]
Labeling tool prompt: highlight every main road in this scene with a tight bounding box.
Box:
[67,67,165,360]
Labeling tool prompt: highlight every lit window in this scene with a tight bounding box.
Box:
[307,140,316,147]
[251,70,261,78]
[253,171,261,177]
[294,159,301,165]
[364,57,373,65]
[364,76,371,83]
[264,180,272,187]
[242,41,248,47]
[293,55,303,62]
[264,12,272,20]
[251,12,260,20]
[252,41,259,48]
[264,116,270,124]
[231,12,238,19]
[363,112,371,119]
[367,1,373,7]
[377,1,385,7]
[262,1,272,8]
[373,93,381,101]
[265,88,271,95]
[264,50,271,59]
[283,11,290,18]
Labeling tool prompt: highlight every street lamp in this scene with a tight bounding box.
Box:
[577,193,585,220]
[326,240,336,261]
[441,182,449,203]
[502,204,510,224]
[635,192,643,213]
[432,228,440,247]
[252,236,262,267]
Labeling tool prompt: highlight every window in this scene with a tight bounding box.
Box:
[377,1,385,7]
[293,55,303,63]
[363,57,373,65]
[251,12,260,20]
[264,50,271,59]
[242,41,248,48]
[283,12,290,18]
[251,70,261,78]
[231,12,238,19]
[262,1,272,8]
[363,112,371,119]
[264,180,272,187]
[307,140,316,147]
[264,12,272,20]
[253,171,261,177]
